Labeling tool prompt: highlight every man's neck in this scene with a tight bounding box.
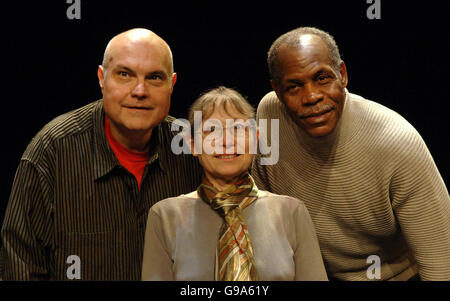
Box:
[106,117,153,153]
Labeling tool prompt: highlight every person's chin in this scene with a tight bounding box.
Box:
[304,123,337,137]
[215,168,243,180]
[300,115,339,137]
[122,122,154,133]
[127,115,159,128]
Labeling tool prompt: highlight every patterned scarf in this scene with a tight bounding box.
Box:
[197,173,259,281]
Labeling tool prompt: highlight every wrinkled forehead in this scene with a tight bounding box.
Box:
[277,36,333,70]
[282,46,330,67]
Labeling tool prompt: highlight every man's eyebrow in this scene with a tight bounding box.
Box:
[313,68,334,77]
[114,65,135,73]
[114,65,168,76]
[286,78,304,85]
[147,70,169,78]
[148,70,167,75]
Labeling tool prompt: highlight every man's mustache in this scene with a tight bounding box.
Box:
[299,104,335,118]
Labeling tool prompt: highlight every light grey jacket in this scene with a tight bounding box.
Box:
[142,190,328,281]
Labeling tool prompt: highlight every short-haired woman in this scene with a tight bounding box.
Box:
[142,87,327,281]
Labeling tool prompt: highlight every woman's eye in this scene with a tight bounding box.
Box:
[203,126,216,135]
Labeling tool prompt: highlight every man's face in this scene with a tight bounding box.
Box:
[98,38,176,138]
[272,35,348,137]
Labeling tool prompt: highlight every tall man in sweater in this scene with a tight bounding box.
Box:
[252,27,450,280]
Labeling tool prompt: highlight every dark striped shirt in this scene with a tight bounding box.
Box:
[1,100,203,280]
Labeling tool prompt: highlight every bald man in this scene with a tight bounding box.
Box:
[1,28,203,280]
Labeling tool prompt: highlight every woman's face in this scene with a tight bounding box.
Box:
[194,103,256,187]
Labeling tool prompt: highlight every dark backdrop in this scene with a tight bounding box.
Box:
[1,1,448,227]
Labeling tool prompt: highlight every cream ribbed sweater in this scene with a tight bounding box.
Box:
[252,90,450,280]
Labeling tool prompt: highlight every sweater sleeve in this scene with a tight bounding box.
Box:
[390,132,450,280]
[141,207,174,281]
[293,200,328,281]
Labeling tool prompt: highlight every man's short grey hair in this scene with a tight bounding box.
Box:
[268,27,343,84]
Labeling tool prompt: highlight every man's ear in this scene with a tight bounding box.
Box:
[170,73,177,93]
[339,61,348,88]
[97,65,105,91]
[270,79,282,102]
[270,79,276,92]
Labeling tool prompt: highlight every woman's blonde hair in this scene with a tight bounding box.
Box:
[188,86,255,129]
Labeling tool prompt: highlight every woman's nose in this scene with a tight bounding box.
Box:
[222,128,236,148]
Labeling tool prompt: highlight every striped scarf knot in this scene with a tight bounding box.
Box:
[198,173,258,281]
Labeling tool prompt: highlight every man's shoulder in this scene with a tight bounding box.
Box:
[348,92,418,136]
[258,91,282,109]
[22,100,101,162]
[43,100,100,135]
[256,91,286,119]
[347,92,428,159]
[260,91,279,104]
[157,115,182,138]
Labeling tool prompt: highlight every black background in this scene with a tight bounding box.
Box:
[1,1,448,227]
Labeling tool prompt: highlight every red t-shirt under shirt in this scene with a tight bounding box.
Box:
[104,116,150,190]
